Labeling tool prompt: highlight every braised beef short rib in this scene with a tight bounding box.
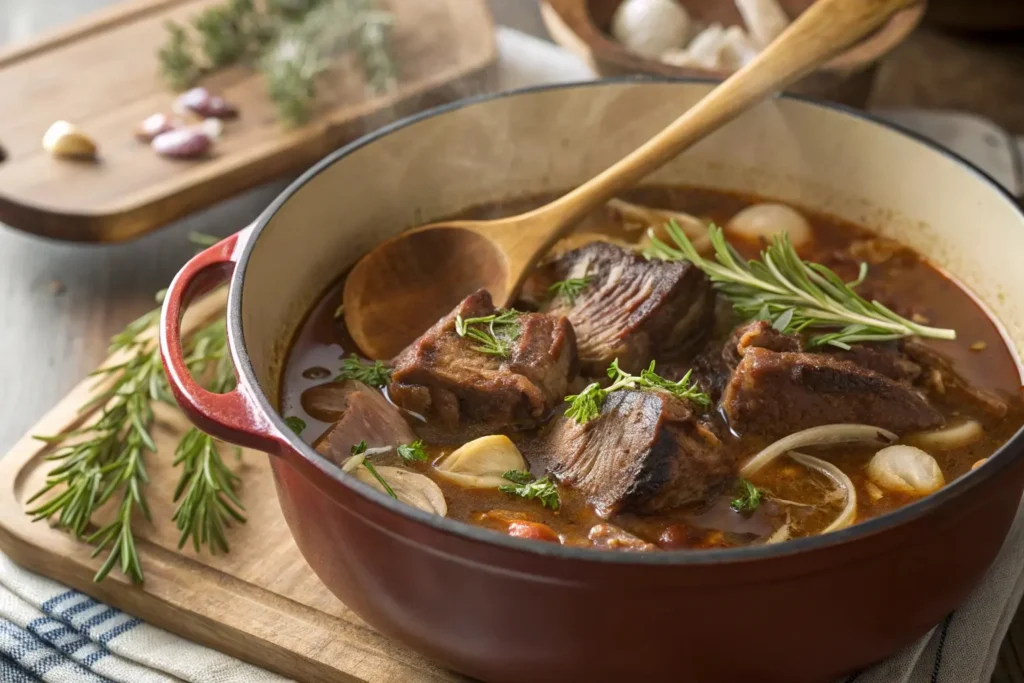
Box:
[542,242,714,375]
[312,381,417,465]
[543,390,732,517]
[388,290,578,438]
[722,347,943,438]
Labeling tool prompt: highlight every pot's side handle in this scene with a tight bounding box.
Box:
[159,228,285,455]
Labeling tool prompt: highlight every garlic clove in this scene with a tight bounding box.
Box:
[151,128,213,159]
[199,117,224,140]
[726,203,812,250]
[136,113,183,142]
[611,0,691,59]
[867,445,945,495]
[42,121,97,160]
[435,435,527,489]
[353,465,447,516]
[175,87,239,119]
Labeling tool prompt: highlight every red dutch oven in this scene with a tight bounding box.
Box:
[159,80,1024,683]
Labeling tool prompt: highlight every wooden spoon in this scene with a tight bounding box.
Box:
[344,0,919,360]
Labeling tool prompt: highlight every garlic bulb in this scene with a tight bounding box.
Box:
[435,435,527,488]
[353,465,448,516]
[611,0,690,59]
[867,445,945,495]
[726,203,812,249]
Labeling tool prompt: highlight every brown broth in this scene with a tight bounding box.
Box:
[280,186,1024,550]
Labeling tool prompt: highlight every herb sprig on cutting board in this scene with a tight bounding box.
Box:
[26,238,243,584]
[159,0,398,126]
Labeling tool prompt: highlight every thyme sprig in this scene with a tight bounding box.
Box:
[499,471,560,511]
[336,353,391,387]
[159,0,398,126]
[646,221,956,350]
[547,275,593,304]
[350,441,396,498]
[565,359,709,425]
[26,291,244,584]
[455,310,521,358]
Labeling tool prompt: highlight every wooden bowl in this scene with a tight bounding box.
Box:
[540,0,927,107]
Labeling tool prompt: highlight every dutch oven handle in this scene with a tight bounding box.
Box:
[159,228,286,455]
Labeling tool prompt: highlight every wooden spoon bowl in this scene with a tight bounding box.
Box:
[344,0,922,361]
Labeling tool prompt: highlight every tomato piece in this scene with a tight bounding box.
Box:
[507,520,561,543]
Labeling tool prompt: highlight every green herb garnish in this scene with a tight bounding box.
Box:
[499,470,560,511]
[27,294,245,584]
[547,275,593,304]
[284,416,306,434]
[564,359,710,425]
[730,479,763,514]
[351,441,397,499]
[397,440,428,463]
[337,353,391,387]
[454,309,521,358]
[159,0,398,126]
[646,221,956,350]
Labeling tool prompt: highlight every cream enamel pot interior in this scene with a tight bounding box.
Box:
[160,80,1024,683]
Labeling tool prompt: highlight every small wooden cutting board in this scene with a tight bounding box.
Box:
[0,292,470,683]
[0,0,495,243]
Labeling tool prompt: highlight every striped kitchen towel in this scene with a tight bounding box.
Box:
[0,554,291,683]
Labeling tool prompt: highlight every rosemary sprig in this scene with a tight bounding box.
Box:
[261,0,398,126]
[27,292,245,583]
[647,221,956,350]
[170,319,247,554]
[564,359,709,425]
[454,310,521,358]
[337,353,391,387]
[547,275,593,304]
[499,471,560,511]
[158,21,202,90]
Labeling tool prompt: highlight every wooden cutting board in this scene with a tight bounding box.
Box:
[0,0,495,243]
[0,292,469,683]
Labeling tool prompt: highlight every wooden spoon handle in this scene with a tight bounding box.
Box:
[539,0,920,230]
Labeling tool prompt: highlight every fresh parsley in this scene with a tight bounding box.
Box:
[730,479,763,514]
[337,353,391,387]
[397,440,428,463]
[284,416,306,434]
[547,275,593,304]
[646,221,956,350]
[454,309,521,358]
[499,470,560,511]
[564,359,710,424]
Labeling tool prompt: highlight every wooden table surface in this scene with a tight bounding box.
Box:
[1,1,1023,681]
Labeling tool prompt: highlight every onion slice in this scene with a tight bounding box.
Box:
[740,424,897,478]
[788,451,857,533]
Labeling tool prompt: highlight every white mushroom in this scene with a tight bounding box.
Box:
[434,435,527,489]
[908,420,983,452]
[352,465,447,516]
[611,0,691,58]
[726,203,813,250]
[867,445,945,495]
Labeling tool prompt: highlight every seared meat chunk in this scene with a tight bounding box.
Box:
[725,320,804,364]
[541,242,714,374]
[312,381,417,465]
[825,343,922,383]
[904,340,1008,418]
[543,390,732,517]
[722,347,943,438]
[388,290,578,438]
